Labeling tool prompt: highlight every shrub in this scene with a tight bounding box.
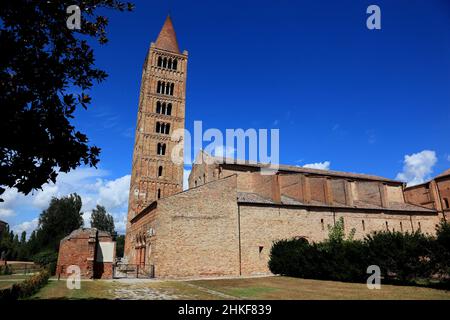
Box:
[33,250,58,275]
[269,220,446,285]
[432,220,450,278]
[0,270,49,300]
[269,237,314,277]
[0,264,12,275]
[365,230,433,282]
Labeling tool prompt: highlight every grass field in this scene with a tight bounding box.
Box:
[30,276,450,300]
[0,274,31,289]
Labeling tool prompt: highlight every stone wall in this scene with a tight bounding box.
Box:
[154,175,240,278]
[238,204,439,275]
[404,175,450,219]
[56,228,114,279]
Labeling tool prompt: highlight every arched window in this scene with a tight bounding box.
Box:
[160,123,166,134]
[170,83,174,95]
[400,221,403,232]
[158,166,163,177]
[157,81,161,93]
[444,198,449,209]
[155,122,160,133]
[163,57,167,68]
[157,143,166,155]
[157,56,162,67]
[168,58,172,69]
[167,103,172,115]
[173,59,178,70]
[157,189,161,199]
[165,123,170,134]
[156,101,161,114]
[161,102,166,115]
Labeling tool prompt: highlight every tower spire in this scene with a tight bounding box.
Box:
[155,15,180,53]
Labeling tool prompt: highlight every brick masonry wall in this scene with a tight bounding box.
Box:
[127,164,443,278]
[404,176,450,219]
[239,204,440,275]
[436,178,450,215]
[153,175,240,278]
[404,185,433,209]
[56,234,96,279]
[57,229,114,279]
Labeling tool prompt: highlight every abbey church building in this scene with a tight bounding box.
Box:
[124,16,447,278]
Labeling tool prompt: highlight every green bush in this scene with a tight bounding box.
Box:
[269,219,449,285]
[432,220,450,278]
[0,270,49,300]
[33,250,58,275]
[365,230,433,282]
[0,264,12,275]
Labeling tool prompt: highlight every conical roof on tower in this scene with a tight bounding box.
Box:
[154,15,180,53]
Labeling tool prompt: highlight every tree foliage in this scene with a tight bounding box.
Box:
[1,194,124,266]
[0,1,133,200]
[90,204,115,234]
[269,219,450,286]
[36,193,84,251]
[115,234,125,258]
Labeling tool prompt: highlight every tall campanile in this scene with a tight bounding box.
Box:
[126,16,187,228]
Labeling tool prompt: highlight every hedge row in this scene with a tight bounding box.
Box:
[0,265,12,275]
[269,219,450,286]
[0,269,50,300]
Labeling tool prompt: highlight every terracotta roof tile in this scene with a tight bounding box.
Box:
[154,15,180,53]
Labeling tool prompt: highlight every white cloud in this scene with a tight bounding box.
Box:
[303,161,331,170]
[213,145,236,158]
[396,150,437,186]
[0,208,15,219]
[12,218,38,235]
[0,167,130,235]
[32,184,59,209]
[447,155,450,162]
[183,169,191,191]
[97,175,131,211]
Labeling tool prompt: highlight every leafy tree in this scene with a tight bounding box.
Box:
[432,220,450,277]
[115,234,125,258]
[365,230,433,282]
[90,204,115,234]
[35,193,84,252]
[0,1,133,201]
[327,217,356,243]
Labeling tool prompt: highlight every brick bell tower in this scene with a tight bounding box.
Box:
[125,16,187,260]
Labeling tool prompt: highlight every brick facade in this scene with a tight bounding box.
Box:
[125,155,442,278]
[404,169,450,220]
[56,228,115,279]
[125,15,187,258]
[124,17,446,279]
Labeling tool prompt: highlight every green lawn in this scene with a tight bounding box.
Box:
[0,274,31,289]
[29,276,450,300]
[189,276,450,300]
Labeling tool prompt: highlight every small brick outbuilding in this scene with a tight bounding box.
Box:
[56,228,116,279]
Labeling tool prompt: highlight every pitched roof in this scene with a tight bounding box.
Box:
[206,154,400,183]
[154,15,180,53]
[436,168,450,179]
[60,228,111,242]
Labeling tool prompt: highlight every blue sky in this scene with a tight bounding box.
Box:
[1,0,449,235]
